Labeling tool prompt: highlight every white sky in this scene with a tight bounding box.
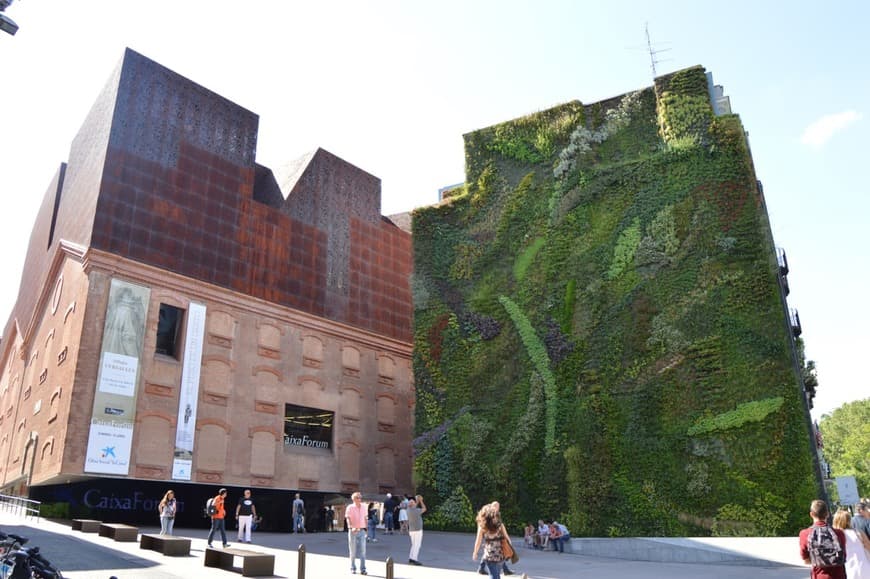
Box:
[1,0,867,419]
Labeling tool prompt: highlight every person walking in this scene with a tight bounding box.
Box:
[833,508,868,579]
[477,502,515,575]
[367,502,379,543]
[292,493,306,533]
[158,490,176,536]
[854,501,870,551]
[398,495,409,534]
[473,503,510,579]
[407,494,427,565]
[799,499,846,579]
[383,493,396,534]
[345,492,368,575]
[207,488,230,549]
[235,489,258,544]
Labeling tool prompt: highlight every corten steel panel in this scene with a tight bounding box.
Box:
[349,217,412,342]
[7,48,413,348]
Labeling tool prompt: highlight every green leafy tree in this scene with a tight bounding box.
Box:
[819,398,870,495]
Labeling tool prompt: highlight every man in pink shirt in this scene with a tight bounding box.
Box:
[345,492,368,575]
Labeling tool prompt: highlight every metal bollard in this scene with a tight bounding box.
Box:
[297,544,306,579]
[386,556,394,579]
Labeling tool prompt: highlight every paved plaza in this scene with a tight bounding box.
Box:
[1,513,810,579]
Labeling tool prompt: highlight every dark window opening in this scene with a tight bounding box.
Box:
[156,304,184,357]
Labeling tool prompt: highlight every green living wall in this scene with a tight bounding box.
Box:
[411,66,818,537]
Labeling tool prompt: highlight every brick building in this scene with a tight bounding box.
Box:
[0,49,414,529]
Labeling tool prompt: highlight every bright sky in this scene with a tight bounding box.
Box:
[1,0,866,419]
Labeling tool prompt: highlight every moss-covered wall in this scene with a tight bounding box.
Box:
[411,66,818,537]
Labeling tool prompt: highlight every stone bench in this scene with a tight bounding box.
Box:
[204,546,275,577]
[98,523,139,542]
[139,533,191,556]
[71,519,102,533]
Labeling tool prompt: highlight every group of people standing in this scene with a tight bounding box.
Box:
[345,491,427,575]
[380,493,414,534]
[799,498,869,579]
[202,487,260,548]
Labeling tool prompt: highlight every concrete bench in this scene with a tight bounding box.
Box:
[204,546,275,577]
[139,533,191,556]
[71,519,102,533]
[98,523,139,542]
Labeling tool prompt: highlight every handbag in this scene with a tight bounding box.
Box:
[501,532,519,564]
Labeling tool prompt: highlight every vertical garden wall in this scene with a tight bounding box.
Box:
[411,66,818,537]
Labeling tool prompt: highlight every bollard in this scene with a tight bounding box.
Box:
[297,544,306,579]
[386,556,394,579]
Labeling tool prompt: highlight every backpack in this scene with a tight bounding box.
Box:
[807,525,844,567]
[204,497,217,517]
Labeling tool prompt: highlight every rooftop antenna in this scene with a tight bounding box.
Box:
[645,22,671,80]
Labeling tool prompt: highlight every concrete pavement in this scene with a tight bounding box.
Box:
[0,513,810,579]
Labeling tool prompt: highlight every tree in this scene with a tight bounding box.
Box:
[819,398,870,497]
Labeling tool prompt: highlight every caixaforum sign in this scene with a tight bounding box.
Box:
[284,404,333,451]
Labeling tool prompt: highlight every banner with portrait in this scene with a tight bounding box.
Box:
[84,279,150,475]
[172,302,206,480]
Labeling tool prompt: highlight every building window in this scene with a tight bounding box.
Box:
[284,404,334,451]
[156,304,184,357]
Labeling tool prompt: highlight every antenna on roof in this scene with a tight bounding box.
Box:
[645,23,671,79]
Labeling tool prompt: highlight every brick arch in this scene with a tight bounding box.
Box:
[378,354,396,377]
[136,411,175,425]
[64,301,76,323]
[376,394,396,426]
[301,335,324,368]
[208,310,237,338]
[41,438,55,460]
[257,322,283,351]
[150,291,187,308]
[202,358,233,397]
[196,418,231,432]
[249,425,280,438]
[342,345,361,370]
[252,365,283,381]
[376,392,398,403]
[202,355,236,370]
[44,329,55,350]
[297,375,323,387]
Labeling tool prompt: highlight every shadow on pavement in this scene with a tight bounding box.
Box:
[1,524,160,574]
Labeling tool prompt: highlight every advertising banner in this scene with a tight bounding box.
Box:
[85,279,150,475]
[172,302,206,480]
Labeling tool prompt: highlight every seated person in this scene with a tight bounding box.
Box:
[537,519,550,550]
[548,522,563,551]
[524,523,536,548]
